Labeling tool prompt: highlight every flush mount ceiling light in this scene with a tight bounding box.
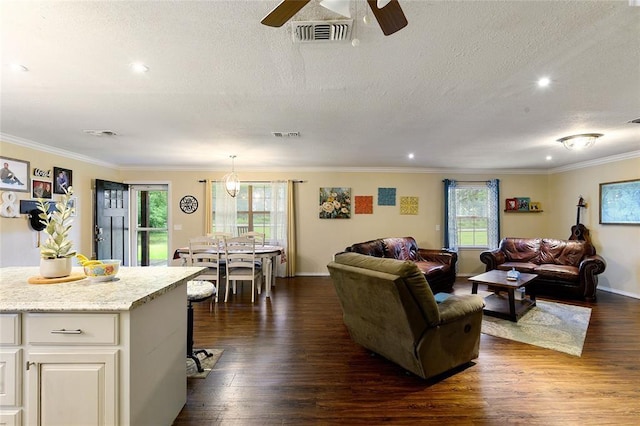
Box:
[557,133,603,151]
[223,155,240,198]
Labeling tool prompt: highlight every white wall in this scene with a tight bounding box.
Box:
[547,156,640,298]
[3,140,638,299]
[0,141,119,267]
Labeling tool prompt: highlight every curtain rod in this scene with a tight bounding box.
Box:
[198,179,305,183]
[443,179,492,183]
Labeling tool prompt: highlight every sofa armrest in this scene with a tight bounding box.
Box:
[578,254,607,301]
[437,294,484,325]
[418,248,457,266]
[479,249,506,271]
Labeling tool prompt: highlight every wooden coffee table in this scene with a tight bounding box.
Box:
[469,270,538,322]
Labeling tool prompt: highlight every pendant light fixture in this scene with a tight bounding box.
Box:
[223,155,240,197]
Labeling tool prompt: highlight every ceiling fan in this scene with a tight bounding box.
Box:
[261,0,408,36]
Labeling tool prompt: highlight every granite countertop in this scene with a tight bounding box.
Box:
[0,266,206,312]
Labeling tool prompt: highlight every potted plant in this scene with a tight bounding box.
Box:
[36,186,76,278]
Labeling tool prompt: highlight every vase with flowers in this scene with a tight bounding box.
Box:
[36,186,76,278]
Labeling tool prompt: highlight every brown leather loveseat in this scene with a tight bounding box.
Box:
[344,237,457,293]
[480,237,606,302]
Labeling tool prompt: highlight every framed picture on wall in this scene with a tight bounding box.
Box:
[53,167,73,194]
[516,197,530,211]
[32,179,52,199]
[319,187,351,219]
[0,156,30,192]
[505,198,518,211]
[599,179,640,225]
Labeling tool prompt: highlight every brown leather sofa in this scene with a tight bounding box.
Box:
[327,252,484,379]
[480,237,606,302]
[344,236,457,293]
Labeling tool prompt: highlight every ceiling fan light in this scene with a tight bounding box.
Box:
[557,133,603,151]
[377,0,392,8]
[319,0,351,18]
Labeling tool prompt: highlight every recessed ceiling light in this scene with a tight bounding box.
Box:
[408,153,415,159]
[130,62,149,73]
[10,63,28,72]
[537,77,551,87]
[546,155,552,161]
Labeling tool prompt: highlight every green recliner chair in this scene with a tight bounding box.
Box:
[327,252,484,379]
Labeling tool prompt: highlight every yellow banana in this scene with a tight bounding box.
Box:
[82,260,103,267]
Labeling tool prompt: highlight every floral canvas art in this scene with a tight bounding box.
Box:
[319,187,351,219]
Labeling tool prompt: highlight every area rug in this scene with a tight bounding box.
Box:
[186,349,223,379]
[481,300,591,356]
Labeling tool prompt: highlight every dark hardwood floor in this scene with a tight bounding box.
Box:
[173,276,640,425]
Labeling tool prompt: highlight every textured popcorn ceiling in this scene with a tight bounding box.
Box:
[1,0,639,171]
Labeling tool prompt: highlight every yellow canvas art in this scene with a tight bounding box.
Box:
[400,196,419,215]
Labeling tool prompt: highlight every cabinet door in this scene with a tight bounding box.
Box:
[28,351,117,426]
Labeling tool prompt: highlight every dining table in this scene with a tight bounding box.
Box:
[173,245,284,298]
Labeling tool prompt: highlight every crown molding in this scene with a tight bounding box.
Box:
[549,150,640,173]
[1,133,118,169]
[3,132,637,175]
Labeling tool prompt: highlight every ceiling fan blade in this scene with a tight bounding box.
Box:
[366,0,408,36]
[261,0,312,27]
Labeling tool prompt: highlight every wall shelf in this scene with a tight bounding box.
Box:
[504,210,544,213]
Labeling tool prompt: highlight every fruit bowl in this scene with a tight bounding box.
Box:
[83,259,121,282]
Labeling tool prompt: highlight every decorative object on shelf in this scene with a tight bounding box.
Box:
[179,195,199,214]
[0,156,29,192]
[53,166,72,194]
[377,187,396,206]
[557,133,603,150]
[223,155,240,197]
[505,198,518,211]
[599,178,640,225]
[354,195,373,214]
[36,186,76,278]
[529,202,541,211]
[319,187,351,219]
[516,197,530,211]
[400,196,419,215]
[0,191,20,217]
[32,179,52,199]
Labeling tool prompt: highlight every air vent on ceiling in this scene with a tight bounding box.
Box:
[272,131,300,138]
[291,20,353,43]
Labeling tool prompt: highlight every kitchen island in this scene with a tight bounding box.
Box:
[0,266,205,426]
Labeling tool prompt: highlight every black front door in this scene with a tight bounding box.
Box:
[94,179,129,265]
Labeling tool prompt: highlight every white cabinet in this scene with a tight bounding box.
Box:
[1,313,22,424]
[27,351,117,426]
[25,313,119,426]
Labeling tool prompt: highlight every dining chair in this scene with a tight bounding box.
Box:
[223,236,263,303]
[241,231,266,246]
[236,225,249,236]
[188,236,225,305]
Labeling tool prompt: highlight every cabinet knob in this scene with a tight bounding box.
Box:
[26,361,36,370]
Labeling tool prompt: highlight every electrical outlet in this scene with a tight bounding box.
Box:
[435,225,440,231]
